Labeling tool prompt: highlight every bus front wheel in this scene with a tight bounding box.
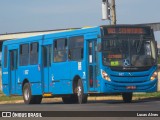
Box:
[122,92,133,103]
[23,83,42,104]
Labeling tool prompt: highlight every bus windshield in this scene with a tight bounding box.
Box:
[102,36,156,68]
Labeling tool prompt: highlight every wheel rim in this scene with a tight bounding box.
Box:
[24,88,29,100]
[77,86,82,97]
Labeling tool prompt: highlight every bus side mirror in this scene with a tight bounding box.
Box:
[97,43,102,52]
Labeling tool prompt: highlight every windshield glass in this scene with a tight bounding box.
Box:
[102,36,156,68]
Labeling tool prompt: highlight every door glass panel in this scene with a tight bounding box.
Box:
[89,66,93,87]
[94,41,97,63]
[43,47,48,67]
[89,42,93,63]
[10,50,18,94]
[88,40,98,90]
[43,45,51,67]
[10,50,17,70]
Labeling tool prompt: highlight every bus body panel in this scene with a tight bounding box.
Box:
[51,62,72,94]
[1,25,158,98]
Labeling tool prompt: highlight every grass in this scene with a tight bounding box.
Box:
[133,92,160,99]
[0,96,23,102]
[0,91,23,102]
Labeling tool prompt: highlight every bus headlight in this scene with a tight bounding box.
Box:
[101,70,111,81]
[150,71,158,81]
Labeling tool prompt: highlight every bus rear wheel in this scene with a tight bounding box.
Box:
[122,92,133,103]
[75,79,88,104]
[23,83,42,104]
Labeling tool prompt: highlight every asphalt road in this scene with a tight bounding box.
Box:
[0,98,160,111]
[0,99,160,120]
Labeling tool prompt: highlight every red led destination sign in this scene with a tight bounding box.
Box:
[107,28,145,34]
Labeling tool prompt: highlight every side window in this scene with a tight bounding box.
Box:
[53,38,67,62]
[69,36,84,61]
[19,44,29,66]
[4,46,8,68]
[30,42,39,65]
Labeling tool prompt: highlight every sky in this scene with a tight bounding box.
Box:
[0,0,160,41]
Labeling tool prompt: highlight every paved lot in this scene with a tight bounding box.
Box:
[0,99,160,120]
[0,98,160,111]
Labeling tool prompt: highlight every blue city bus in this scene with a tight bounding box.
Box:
[1,25,158,104]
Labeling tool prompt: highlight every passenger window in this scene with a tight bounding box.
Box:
[30,42,39,65]
[19,44,29,66]
[68,36,84,61]
[53,38,67,62]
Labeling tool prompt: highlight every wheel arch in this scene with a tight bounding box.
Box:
[22,79,30,90]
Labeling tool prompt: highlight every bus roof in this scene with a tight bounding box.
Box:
[3,26,100,45]
[3,24,152,46]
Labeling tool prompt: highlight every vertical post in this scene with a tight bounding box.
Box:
[111,0,116,25]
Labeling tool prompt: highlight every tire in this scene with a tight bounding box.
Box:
[62,79,88,104]
[23,83,42,104]
[122,92,133,103]
[76,79,88,104]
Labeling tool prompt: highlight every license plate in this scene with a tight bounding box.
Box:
[126,86,136,90]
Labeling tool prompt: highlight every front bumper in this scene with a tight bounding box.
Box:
[102,79,158,93]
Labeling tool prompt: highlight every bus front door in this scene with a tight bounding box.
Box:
[87,40,98,92]
[42,45,51,93]
[9,50,18,94]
